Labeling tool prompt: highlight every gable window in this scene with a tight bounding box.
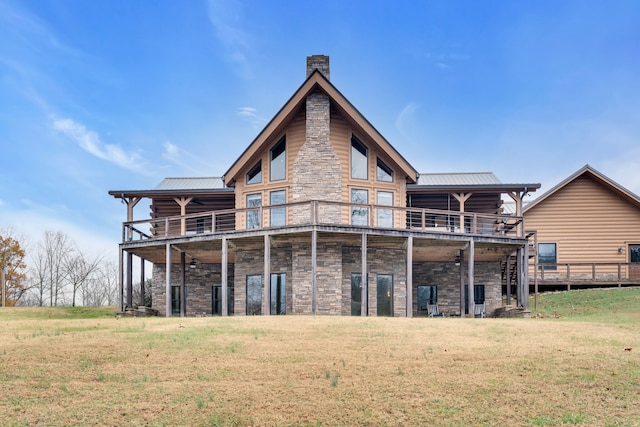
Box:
[246,193,262,229]
[376,191,394,228]
[351,188,369,226]
[538,243,557,270]
[270,137,286,181]
[246,161,262,185]
[351,135,368,180]
[376,158,393,182]
[269,190,286,227]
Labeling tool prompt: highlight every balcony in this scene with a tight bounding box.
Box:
[122,200,524,243]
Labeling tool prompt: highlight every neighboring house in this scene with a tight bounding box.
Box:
[524,165,640,287]
[109,56,540,317]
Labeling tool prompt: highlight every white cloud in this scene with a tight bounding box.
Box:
[395,102,421,139]
[237,106,267,128]
[207,0,252,71]
[161,140,212,175]
[51,117,146,172]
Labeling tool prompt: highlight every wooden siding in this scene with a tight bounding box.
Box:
[524,175,640,273]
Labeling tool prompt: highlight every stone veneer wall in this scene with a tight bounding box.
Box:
[342,245,408,317]
[412,261,502,317]
[152,262,235,316]
[291,90,342,224]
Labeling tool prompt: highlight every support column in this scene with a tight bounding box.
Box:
[165,243,172,317]
[459,249,465,316]
[126,252,133,309]
[311,229,317,315]
[515,248,523,307]
[506,254,512,305]
[361,232,367,317]
[118,247,124,313]
[180,252,186,317]
[452,192,472,233]
[523,242,530,310]
[124,197,141,241]
[140,257,145,307]
[467,241,475,317]
[174,197,193,236]
[406,236,413,317]
[222,237,228,316]
[264,234,271,316]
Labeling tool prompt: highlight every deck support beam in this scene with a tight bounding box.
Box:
[264,234,271,316]
[459,249,465,316]
[126,252,133,309]
[180,251,186,317]
[312,229,317,315]
[118,247,124,313]
[139,257,145,307]
[222,237,228,316]
[506,254,512,306]
[165,243,172,317]
[406,235,413,317]
[467,240,475,317]
[361,232,367,317]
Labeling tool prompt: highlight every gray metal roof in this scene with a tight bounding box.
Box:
[154,177,226,190]
[416,172,502,186]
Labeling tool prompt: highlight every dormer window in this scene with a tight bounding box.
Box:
[351,135,368,180]
[270,136,286,181]
[376,158,393,182]
[246,161,262,185]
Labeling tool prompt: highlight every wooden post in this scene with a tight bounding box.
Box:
[361,232,367,317]
[523,240,530,310]
[140,257,145,307]
[222,237,228,316]
[467,240,475,317]
[165,244,172,317]
[516,248,522,307]
[126,252,133,309]
[459,249,465,316]
[118,247,124,313]
[406,236,413,317]
[173,197,193,236]
[452,193,472,233]
[506,255,512,306]
[180,252,186,317]
[264,234,270,315]
[124,197,141,241]
[312,229,317,315]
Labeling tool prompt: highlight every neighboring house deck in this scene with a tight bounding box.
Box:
[109,56,540,318]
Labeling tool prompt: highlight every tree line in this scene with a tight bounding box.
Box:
[0,228,119,307]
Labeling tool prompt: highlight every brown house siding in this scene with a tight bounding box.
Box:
[525,175,640,274]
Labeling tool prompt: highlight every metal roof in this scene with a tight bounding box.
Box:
[416,172,502,186]
[154,177,226,190]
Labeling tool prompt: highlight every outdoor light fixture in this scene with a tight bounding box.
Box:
[189,258,197,269]
[618,247,625,254]
[454,255,461,266]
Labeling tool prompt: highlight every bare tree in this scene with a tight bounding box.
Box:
[40,231,74,306]
[66,251,102,307]
[82,260,118,306]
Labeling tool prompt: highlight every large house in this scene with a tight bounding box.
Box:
[524,165,640,288]
[109,55,540,317]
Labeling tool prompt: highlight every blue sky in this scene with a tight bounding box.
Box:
[1,0,639,260]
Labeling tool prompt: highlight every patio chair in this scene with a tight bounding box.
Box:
[474,303,486,318]
[427,304,444,317]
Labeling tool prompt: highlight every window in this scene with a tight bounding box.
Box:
[269,190,286,227]
[351,273,364,316]
[377,274,393,317]
[538,243,557,270]
[270,137,286,181]
[246,193,262,229]
[270,273,286,315]
[351,135,368,179]
[351,188,369,226]
[376,158,393,182]
[630,245,640,263]
[377,191,394,228]
[246,275,262,315]
[212,286,234,315]
[417,285,437,315]
[171,286,182,315]
[246,161,262,185]
[464,285,485,314]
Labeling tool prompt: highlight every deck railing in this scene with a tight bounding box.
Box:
[122,200,523,242]
[528,262,636,286]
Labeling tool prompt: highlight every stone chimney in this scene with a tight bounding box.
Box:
[306,55,330,80]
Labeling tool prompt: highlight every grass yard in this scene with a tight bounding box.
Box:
[0,288,639,426]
